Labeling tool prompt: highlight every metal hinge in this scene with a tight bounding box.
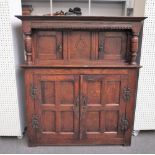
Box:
[119,115,129,132]
[123,87,131,102]
[32,115,39,129]
[30,84,37,100]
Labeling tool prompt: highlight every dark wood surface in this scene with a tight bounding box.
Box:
[18,16,145,146]
[16,15,146,22]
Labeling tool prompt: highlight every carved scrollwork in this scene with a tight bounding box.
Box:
[119,114,129,132]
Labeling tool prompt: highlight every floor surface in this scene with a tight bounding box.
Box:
[0,131,155,154]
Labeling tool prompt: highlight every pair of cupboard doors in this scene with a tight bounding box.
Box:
[26,69,135,146]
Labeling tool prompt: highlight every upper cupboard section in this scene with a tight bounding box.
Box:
[33,30,130,65]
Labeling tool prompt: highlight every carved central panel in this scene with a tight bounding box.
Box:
[69,31,91,60]
[75,35,87,52]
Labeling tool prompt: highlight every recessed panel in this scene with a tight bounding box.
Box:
[105,111,118,132]
[87,81,101,104]
[38,35,56,54]
[86,112,100,132]
[69,31,91,60]
[104,81,120,104]
[41,81,55,104]
[105,37,121,55]
[60,81,74,104]
[36,31,62,61]
[41,111,56,132]
[61,112,74,132]
[99,32,127,60]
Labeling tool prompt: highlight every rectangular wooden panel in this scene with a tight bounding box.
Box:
[40,81,55,104]
[41,111,56,132]
[105,111,118,132]
[87,81,101,104]
[68,31,92,60]
[61,111,74,132]
[86,112,100,132]
[103,79,121,105]
[98,32,127,61]
[59,81,74,105]
[35,31,63,62]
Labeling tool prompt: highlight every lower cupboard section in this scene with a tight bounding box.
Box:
[24,68,138,146]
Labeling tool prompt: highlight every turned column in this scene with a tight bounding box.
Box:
[131,32,139,65]
[24,32,32,65]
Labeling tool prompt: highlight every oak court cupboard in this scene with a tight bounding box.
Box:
[16,15,146,146]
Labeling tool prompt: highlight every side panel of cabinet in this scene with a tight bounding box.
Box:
[24,70,36,146]
[33,74,80,144]
[80,74,128,142]
[34,31,63,63]
[124,69,138,146]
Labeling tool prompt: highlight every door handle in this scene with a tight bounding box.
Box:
[82,96,87,110]
[81,95,87,117]
[57,43,62,54]
[99,42,104,53]
[80,95,88,140]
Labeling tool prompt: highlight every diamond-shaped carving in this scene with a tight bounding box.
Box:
[75,35,87,51]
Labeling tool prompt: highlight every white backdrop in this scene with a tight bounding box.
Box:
[0,0,25,136]
[134,0,155,130]
[0,0,154,137]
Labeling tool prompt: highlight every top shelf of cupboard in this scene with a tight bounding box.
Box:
[16,15,147,22]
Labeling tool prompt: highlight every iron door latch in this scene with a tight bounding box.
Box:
[119,115,129,132]
[123,87,131,102]
[32,115,39,129]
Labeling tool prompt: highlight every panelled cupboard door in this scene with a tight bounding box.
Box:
[98,32,128,61]
[34,31,63,63]
[33,74,80,144]
[80,75,128,142]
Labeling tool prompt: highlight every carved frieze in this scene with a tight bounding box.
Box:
[31,22,133,30]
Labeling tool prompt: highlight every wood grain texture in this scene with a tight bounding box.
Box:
[18,16,146,146]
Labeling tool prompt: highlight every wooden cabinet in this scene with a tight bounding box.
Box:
[17,16,146,146]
